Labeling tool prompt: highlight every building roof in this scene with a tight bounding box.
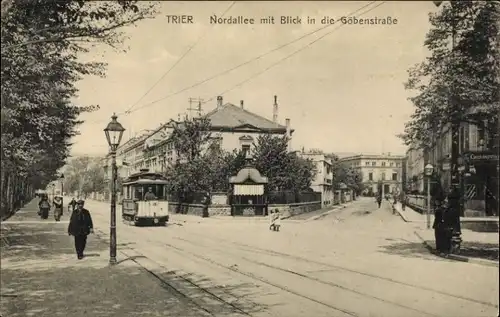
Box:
[203,103,290,133]
[229,166,269,184]
[339,153,406,161]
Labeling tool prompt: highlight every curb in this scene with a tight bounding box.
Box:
[391,204,410,222]
[413,230,499,268]
[305,204,348,222]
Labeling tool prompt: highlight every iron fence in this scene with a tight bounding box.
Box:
[167,190,320,205]
[268,191,321,204]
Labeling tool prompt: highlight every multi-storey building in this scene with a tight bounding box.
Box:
[426,120,498,216]
[339,153,405,196]
[105,95,294,178]
[298,150,334,206]
[405,146,426,193]
[103,132,149,182]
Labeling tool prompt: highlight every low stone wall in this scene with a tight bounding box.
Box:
[168,201,322,218]
[268,201,322,218]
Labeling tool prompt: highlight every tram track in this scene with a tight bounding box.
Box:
[183,230,499,309]
[95,228,250,317]
[93,214,498,316]
[123,251,253,317]
[167,236,440,317]
[152,238,359,317]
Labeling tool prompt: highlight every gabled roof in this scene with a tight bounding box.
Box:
[229,167,269,184]
[203,103,288,132]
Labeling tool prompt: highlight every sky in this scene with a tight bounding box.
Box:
[71,1,438,158]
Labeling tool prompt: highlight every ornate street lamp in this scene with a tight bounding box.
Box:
[104,113,125,265]
[424,164,434,229]
[430,0,462,252]
[59,174,65,206]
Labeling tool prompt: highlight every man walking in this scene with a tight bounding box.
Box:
[67,200,94,259]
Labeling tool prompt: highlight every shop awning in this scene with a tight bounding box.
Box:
[233,184,264,196]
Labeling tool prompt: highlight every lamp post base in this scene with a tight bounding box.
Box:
[109,257,117,265]
[450,232,462,254]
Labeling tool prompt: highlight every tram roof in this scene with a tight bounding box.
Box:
[123,179,169,186]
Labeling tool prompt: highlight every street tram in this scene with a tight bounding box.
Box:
[121,169,170,226]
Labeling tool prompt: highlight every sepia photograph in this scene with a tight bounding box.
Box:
[1,1,499,316]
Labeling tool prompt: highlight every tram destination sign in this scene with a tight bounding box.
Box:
[464,151,499,162]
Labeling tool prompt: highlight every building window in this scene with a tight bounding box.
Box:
[477,122,486,149]
[389,162,394,167]
[392,173,398,181]
[366,162,370,166]
[242,144,250,155]
[381,162,386,167]
[381,173,386,180]
[368,172,373,181]
[372,162,376,166]
[396,163,400,167]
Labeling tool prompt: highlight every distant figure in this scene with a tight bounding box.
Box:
[68,200,94,260]
[53,195,63,221]
[269,209,281,231]
[376,194,382,208]
[68,197,77,213]
[202,191,211,218]
[143,187,157,201]
[38,195,51,218]
[400,191,407,211]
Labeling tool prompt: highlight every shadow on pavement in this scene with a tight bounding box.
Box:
[377,240,450,262]
[1,265,210,317]
[1,224,273,316]
[421,240,499,262]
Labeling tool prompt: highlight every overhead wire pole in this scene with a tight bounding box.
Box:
[122,1,236,115]
[123,1,379,115]
[187,97,204,119]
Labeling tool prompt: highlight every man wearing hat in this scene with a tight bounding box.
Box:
[67,200,94,259]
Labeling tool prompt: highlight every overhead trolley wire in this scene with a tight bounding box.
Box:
[122,1,236,115]
[125,1,379,115]
[202,1,387,104]
[85,1,381,125]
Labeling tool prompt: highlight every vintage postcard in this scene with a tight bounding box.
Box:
[1,1,499,316]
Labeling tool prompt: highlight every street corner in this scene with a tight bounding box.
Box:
[412,229,500,267]
[376,234,449,263]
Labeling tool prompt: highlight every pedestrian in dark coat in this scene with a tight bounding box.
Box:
[68,200,94,259]
[376,194,382,208]
[431,179,450,254]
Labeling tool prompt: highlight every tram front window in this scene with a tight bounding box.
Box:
[144,186,158,201]
[134,187,144,200]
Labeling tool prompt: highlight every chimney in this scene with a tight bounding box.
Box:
[273,95,278,123]
[217,96,223,108]
[240,100,244,109]
[285,118,292,151]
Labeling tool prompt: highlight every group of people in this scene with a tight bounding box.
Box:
[375,192,408,210]
[373,180,458,255]
[37,194,64,220]
[37,195,94,260]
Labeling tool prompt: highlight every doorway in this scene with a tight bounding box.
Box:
[384,184,390,195]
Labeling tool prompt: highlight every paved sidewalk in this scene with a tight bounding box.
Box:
[0,200,210,317]
[392,203,499,266]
